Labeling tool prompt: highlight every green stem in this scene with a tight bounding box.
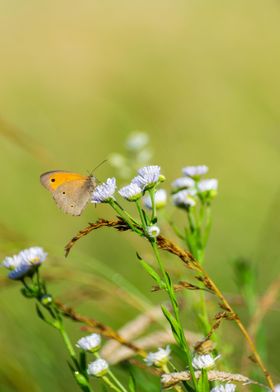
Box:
[148,188,157,221]
[203,205,212,248]
[114,200,141,227]
[21,278,33,293]
[169,221,185,240]
[107,370,128,392]
[136,200,148,230]
[103,376,122,392]
[150,240,198,389]
[187,205,212,338]
[95,353,128,392]
[110,201,142,235]
[59,325,77,361]
[59,323,94,391]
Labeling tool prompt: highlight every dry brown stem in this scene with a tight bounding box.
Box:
[152,280,211,293]
[161,370,265,389]
[55,300,146,357]
[65,219,275,389]
[102,329,201,364]
[101,305,164,359]
[65,218,129,256]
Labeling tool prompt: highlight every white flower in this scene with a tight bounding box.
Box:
[87,358,109,377]
[197,179,218,193]
[126,131,149,151]
[76,333,101,353]
[171,177,195,191]
[119,183,142,201]
[211,384,236,392]
[147,225,160,238]
[172,190,196,209]
[19,247,48,266]
[2,254,23,270]
[2,246,47,280]
[8,263,31,280]
[132,165,162,190]
[182,165,208,178]
[192,354,221,370]
[143,189,167,209]
[91,178,116,203]
[274,385,280,392]
[145,346,171,367]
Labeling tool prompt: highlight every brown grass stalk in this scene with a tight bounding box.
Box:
[161,370,265,389]
[55,300,146,357]
[102,329,201,364]
[65,219,275,390]
[101,305,164,358]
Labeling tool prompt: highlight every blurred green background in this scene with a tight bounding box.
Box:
[0,1,279,391]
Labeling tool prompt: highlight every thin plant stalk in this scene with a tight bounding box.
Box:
[94,353,128,392]
[150,240,198,389]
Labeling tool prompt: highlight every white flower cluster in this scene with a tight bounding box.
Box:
[76,333,108,377]
[91,166,166,204]
[145,346,171,367]
[118,165,164,202]
[172,165,218,209]
[2,247,47,280]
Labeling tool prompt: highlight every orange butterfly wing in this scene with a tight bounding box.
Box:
[40,171,96,216]
[40,171,88,191]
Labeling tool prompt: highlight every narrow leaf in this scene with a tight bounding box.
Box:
[128,375,136,392]
[79,351,87,372]
[35,304,46,322]
[161,305,181,344]
[197,368,209,392]
[139,260,165,288]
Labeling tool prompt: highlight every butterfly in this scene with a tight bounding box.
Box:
[40,171,97,216]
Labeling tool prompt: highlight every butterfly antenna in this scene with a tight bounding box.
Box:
[90,159,108,175]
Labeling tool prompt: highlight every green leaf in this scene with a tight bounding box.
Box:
[128,375,136,392]
[139,260,165,288]
[142,208,150,225]
[21,287,35,298]
[35,303,46,321]
[197,369,209,392]
[122,362,159,392]
[79,351,87,372]
[161,305,181,344]
[67,360,76,373]
[164,272,179,312]
[182,380,196,392]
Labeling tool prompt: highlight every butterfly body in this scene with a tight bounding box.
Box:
[40,170,96,216]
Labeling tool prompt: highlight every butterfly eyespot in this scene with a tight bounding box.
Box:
[62,192,66,194]
[51,178,55,182]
